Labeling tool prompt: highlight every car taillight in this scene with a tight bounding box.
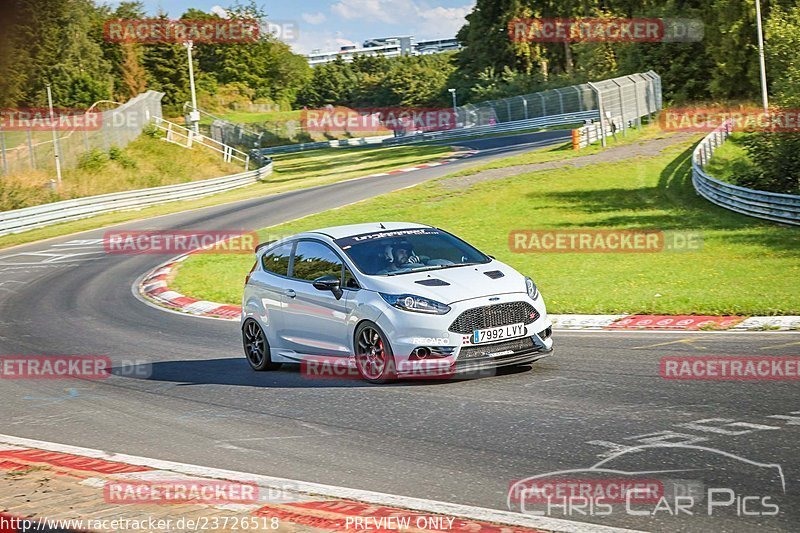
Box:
[244,261,257,285]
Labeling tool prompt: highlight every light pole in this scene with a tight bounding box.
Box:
[184,40,200,134]
[448,88,457,127]
[755,0,769,113]
[46,84,63,187]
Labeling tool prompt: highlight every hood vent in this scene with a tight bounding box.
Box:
[415,278,450,286]
[483,270,505,279]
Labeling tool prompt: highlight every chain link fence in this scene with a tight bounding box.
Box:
[204,112,388,150]
[457,71,661,129]
[204,71,661,151]
[189,107,314,150]
[0,91,163,177]
[588,71,662,140]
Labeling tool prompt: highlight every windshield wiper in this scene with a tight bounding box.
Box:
[385,263,480,276]
[435,262,481,270]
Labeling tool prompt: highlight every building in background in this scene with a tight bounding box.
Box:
[307,36,460,67]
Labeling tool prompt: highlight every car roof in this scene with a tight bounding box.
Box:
[303,222,432,240]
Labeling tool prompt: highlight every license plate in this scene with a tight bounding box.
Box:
[472,323,526,344]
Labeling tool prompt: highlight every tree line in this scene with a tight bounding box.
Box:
[0,0,311,114]
[3,0,798,111]
[1,0,797,192]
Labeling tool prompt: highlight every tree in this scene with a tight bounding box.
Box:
[0,0,114,108]
[734,4,800,195]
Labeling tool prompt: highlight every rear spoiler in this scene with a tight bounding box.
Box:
[254,239,277,254]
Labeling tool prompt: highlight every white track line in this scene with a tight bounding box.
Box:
[0,434,642,533]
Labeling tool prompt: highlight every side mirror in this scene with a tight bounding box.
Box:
[312,277,343,300]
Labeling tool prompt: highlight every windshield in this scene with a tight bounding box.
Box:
[334,228,490,276]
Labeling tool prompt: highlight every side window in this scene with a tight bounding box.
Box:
[292,241,343,282]
[261,242,293,276]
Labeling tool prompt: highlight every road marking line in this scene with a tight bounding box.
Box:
[759,341,800,350]
[632,336,712,350]
[0,433,642,533]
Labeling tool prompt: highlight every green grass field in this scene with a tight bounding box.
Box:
[172,134,800,315]
[703,133,756,183]
[217,109,303,124]
[0,144,452,250]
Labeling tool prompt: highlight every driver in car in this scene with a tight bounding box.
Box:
[384,240,422,271]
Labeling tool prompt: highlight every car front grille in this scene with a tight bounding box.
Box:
[448,301,539,334]
[458,337,536,360]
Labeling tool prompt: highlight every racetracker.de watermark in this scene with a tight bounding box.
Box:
[0,108,102,131]
[300,355,463,380]
[103,18,260,43]
[508,18,703,43]
[660,108,800,132]
[0,356,152,379]
[301,107,457,133]
[509,478,664,506]
[104,481,258,504]
[661,356,800,380]
[104,230,258,254]
[509,230,702,253]
[0,356,110,379]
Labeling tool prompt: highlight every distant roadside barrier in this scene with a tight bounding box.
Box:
[234,71,662,155]
[572,120,616,149]
[251,134,393,160]
[382,111,599,146]
[692,121,800,226]
[0,163,272,237]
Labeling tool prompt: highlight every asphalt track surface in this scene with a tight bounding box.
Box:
[0,130,797,532]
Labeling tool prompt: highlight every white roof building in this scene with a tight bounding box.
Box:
[307,36,460,67]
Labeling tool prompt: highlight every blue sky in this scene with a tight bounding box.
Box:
[114,0,476,54]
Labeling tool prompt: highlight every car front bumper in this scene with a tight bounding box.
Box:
[373,291,553,379]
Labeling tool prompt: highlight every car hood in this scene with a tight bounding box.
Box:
[361,260,528,305]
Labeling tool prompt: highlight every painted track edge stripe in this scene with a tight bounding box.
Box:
[0,434,643,533]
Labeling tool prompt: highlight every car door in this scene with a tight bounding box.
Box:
[276,239,351,358]
[247,241,294,352]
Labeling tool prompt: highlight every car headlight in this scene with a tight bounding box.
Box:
[525,277,539,300]
[380,293,451,314]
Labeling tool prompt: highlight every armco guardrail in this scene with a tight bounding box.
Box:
[692,122,800,226]
[254,134,393,157]
[382,111,599,146]
[573,119,617,149]
[0,163,273,236]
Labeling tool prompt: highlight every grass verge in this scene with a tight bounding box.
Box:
[0,131,242,212]
[450,123,672,175]
[0,144,452,250]
[172,134,800,315]
[704,133,756,183]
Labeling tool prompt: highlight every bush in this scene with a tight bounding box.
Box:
[738,132,800,195]
[143,123,161,138]
[0,178,60,211]
[77,149,109,172]
[108,146,137,169]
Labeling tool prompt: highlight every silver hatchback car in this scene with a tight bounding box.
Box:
[241,222,553,382]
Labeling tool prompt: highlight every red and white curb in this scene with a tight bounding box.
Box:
[136,149,482,321]
[550,314,800,331]
[137,254,242,320]
[0,434,639,533]
[360,149,478,178]
[137,264,800,332]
